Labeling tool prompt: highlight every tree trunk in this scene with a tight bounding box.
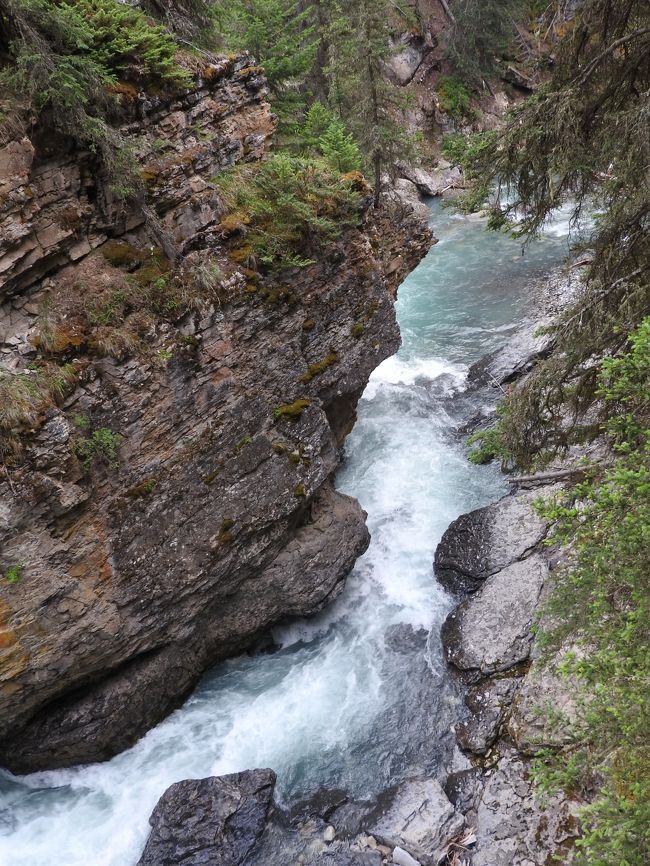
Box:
[373,152,381,208]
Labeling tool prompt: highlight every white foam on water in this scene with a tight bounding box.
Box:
[0,200,572,866]
[364,353,466,401]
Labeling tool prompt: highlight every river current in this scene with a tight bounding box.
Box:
[0,201,570,865]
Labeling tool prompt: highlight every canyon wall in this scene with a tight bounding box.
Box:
[0,55,431,772]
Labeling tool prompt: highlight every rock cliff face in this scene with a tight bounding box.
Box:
[0,56,431,773]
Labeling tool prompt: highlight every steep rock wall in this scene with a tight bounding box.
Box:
[0,56,432,772]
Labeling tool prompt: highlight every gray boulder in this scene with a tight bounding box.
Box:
[442,554,548,676]
[370,778,464,865]
[435,489,550,594]
[137,769,276,866]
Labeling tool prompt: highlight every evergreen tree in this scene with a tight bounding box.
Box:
[212,0,316,92]
[302,100,335,147]
[326,0,412,206]
[318,119,361,173]
[447,0,526,85]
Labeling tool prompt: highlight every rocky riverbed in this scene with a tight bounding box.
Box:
[124,267,587,866]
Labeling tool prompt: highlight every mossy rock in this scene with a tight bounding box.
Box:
[300,351,338,383]
[273,399,311,420]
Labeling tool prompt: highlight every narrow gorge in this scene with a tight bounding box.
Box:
[1,2,648,865]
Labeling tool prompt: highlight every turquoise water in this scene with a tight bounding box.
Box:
[0,202,570,866]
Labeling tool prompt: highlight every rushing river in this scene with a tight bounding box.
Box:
[0,202,570,865]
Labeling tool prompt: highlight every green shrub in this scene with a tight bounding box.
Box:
[530,317,650,865]
[214,153,363,272]
[73,427,124,467]
[318,120,362,173]
[436,76,475,121]
[4,562,25,584]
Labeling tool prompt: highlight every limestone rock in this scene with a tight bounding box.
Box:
[441,555,548,676]
[0,48,433,772]
[434,490,550,594]
[470,750,579,866]
[393,178,431,221]
[456,678,518,755]
[399,165,463,198]
[386,43,425,86]
[137,769,276,866]
[507,656,577,755]
[370,778,464,865]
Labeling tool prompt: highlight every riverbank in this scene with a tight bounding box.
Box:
[0,202,574,865]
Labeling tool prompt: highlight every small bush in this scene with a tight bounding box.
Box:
[73,427,124,467]
[214,153,363,273]
[436,76,475,122]
[4,562,25,585]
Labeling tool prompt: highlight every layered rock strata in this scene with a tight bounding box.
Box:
[0,55,432,772]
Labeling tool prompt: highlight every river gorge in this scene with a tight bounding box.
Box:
[0,201,571,865]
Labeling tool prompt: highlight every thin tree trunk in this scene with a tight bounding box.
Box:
[373,152,381,208]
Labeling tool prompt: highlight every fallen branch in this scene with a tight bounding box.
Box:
[438,0,456,25]
[508,465,601,484]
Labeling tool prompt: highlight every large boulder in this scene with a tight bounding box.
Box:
[441,554,548,676]
[137,770,276,866]
[434,490,551,594]
[370,778,464,865]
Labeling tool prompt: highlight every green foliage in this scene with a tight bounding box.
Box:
[273,398,310,420]
[302,101,335,146]
[4,562,25,584]
[531,317,650,865]
[435,75,474,122]
[0,363,77,436]
[73,427,124,467]
[466,427,500,465]
[441,130,497,212]
[212,0,316,129]
[326,0,414,205]
[0,0,188,195]
[318,119,362,173]
[214,153,363,272]
[447,0,527,85]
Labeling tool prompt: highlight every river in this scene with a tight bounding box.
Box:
[0,201,570,865]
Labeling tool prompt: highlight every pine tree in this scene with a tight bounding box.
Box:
[212,0,317,92]
[302,101,335,147]
[326,0,412,206]
[318,119,361,172]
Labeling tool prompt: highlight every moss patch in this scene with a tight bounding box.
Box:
[300,351,338,383]
[273,399,311,420]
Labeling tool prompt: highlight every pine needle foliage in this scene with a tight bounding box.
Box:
[463,0,650,469]
[532,317,650,866]
[447,0,527,85]
[326,0,414,206]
